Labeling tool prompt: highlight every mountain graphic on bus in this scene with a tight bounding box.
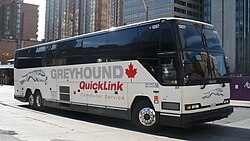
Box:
[20,69,47,85]
[202,88,224,99]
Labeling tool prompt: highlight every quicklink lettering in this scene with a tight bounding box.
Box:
[79,81,123,91]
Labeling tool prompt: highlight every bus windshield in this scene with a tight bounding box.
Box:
[178,23,228,84]
[183,51,227,79]
[178,24,224,51]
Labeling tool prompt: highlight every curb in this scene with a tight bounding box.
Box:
[230,100,250,108]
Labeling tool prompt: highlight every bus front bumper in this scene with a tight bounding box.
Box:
[158,106,234,128]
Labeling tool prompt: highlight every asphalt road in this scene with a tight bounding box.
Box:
[1,85,250,141]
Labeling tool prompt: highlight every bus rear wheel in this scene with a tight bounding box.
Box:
[34,91,43,110]
[132,100,159,132]
[28,94,35,108]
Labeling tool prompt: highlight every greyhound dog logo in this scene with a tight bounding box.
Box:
[202,88,224,99]
[20,69,47,85]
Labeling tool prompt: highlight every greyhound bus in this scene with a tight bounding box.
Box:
[14,18,233,131]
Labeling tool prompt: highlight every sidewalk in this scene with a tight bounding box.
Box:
[231,100,250,108]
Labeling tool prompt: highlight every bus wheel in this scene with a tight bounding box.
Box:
[28,94,35,108]
[132,100,159,132]
[34,91,43,110]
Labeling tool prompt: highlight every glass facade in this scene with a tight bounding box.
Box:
[0,0,23,39]
[45,0,77,41]
[203,0,211,23]
[204,0,250,75]
[123,0,203,25]
[86,0,95,33]
[45,0,123,41]
[54,0,60,39]
[61,0,67,39]
[123,0,172,25]
[235,0,250,75]
[110,0,123,27]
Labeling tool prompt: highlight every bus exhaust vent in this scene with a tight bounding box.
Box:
[59,86,70,101]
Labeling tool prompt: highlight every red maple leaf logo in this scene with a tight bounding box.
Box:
[125,63,137,80]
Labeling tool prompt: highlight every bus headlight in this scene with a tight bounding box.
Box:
[223,99,230,104]
[185,103,201,110]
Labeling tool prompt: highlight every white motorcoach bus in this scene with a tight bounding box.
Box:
[14,18,233,131]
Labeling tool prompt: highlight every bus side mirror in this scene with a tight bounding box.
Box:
[183,59,192,76]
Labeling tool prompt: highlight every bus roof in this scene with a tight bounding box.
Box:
[16,18,213,51]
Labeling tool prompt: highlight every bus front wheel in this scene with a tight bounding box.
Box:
[132,100,159,132]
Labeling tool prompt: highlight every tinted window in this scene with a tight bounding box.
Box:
[137,23,159,58]
[139,58,158,80]
[204,28,223,51]
[160,22,176,52]
[107,28,138,61]
[57,39,80,65]
[161,57,177,85]
[209,52,227,77]
[57,34,107,65]
[82,34,108,63]
[184,51,210,79]
[179,25,205,49]
[15,46,46,69]
[46,44,57,66]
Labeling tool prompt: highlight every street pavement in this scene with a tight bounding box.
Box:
[1,85,250,141]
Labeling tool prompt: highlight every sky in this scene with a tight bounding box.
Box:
[24,0,46,41]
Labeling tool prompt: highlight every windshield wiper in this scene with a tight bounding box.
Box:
[216,71,226,87]
[211,61,226,87]
[200,78,208,89]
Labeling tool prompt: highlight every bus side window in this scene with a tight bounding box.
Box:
[107,28,138,61]
[160,22,176,52]
[15,47,46,69]
[46,44,57,66]
[57,40,76,65]
[137,24,159,58]
[83,34,108,64]
[161,58,177,85]
[138,58,158,80]
[34,46,46,67]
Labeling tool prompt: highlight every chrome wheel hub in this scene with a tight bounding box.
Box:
[138,108,156,126]
[28,95,34,106]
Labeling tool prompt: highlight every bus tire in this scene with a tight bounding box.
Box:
[28,93,35,108]
[132,100,159,132]
[34,91,43,110]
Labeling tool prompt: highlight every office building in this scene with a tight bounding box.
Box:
[45,0,123,41]
[0,0,22,39]
[235,0,250,75]
[0,0,38,40]
[123,0,203,25]
[204,0,250,75]
[20,3,39,41]
[0,0,39,64]
[110,0,123,27]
